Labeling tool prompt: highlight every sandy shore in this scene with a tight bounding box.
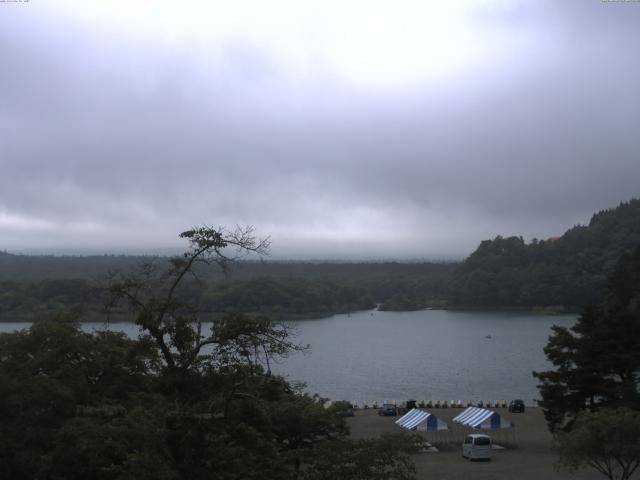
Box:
[347,407,612,480]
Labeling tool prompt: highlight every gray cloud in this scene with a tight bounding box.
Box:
[1,1,639,259]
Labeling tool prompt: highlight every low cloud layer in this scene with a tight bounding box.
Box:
[1,1,639,259]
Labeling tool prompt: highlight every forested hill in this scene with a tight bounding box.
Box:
[0,253,454,320]
[451,198,640,309]
[1,198,639,318]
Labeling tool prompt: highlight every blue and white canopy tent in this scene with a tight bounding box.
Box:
[452,406,516,446]
[453,407,512,429]
[396,408,450,432]
[395,408,451,445]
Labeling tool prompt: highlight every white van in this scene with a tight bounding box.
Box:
[462,434,492,460]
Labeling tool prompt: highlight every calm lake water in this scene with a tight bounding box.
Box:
[0,309,575,405]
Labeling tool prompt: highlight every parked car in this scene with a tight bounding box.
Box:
[398,399,417,414]
[378,403,398,416]
[462,434,492,461]
[508,399,525,413]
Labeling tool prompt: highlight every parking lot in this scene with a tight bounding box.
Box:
[347,407,606,480]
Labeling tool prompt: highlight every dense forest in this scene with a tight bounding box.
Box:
[1,198,638,318]
[450,198,640,309]
[0,254,454,320]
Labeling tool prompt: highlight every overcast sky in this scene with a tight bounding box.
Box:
[1,0,639,259]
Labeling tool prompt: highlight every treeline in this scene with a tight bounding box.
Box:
[205,277,375,317]
[450,198,640,309]
[208,262,453,316]
[1,198,639,317]
[0,279,95,319]
[0,257,455,320]
[0,251,144,281]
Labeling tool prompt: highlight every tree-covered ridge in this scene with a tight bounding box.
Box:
[451,198,640,309]
[1,198,639,315]
[0,258,454,320]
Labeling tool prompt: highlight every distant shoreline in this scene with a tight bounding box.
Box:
[0,305,580,323]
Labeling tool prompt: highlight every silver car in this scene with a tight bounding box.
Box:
[462,434,492,461]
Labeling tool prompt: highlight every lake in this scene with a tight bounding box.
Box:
[0,309,575,405]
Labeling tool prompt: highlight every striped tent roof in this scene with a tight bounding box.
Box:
[452,407,513,429]
[395,409,449,432]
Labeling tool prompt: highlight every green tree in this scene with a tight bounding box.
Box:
[534,245,640,432]
[555,407,640,480]
[49,407,179,480]
[0,316,160,480]
[0,226,421,480]
[108,225,272,373]
[300,433,421,480]
[452,199,640,309]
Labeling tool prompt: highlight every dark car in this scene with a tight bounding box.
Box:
[508,399,525,413]
[378,403,398,416]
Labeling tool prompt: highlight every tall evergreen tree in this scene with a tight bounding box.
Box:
[534,244,640,432]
